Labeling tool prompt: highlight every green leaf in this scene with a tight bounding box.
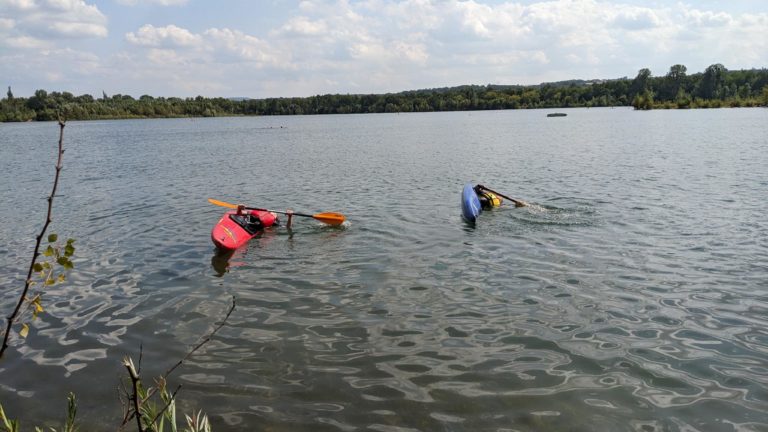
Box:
[33,263,44,272]
[43,245,54,257]
[65,392,77,432]
[45,278,55,286]
[19,323,29,338]
[0,402,16,430]
[57,274,66,283]
[31,298,41,317]
[57,257,69,266]
[64,244,75,257]
[48,233,58,243]
[67,238,75,245]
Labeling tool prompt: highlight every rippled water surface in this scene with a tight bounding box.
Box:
[1,108,767,431]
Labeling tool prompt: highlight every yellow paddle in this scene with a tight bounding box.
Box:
[208,199,346,226]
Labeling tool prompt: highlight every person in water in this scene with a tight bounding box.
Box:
[474,185,502,209]
[475,184,528,208]
[236,205,293,229]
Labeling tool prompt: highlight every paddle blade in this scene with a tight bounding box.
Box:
[313,212,346,226]
[208,198,239,209]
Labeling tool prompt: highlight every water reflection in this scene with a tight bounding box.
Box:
[1,110,767,431]
[211,249,236,276]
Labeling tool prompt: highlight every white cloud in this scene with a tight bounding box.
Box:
[0,46,102,93]
[371,0,444,30]
[50,21,106,37]
[110,1,768,96]
[145,48,187,65]
[1,35,50,49]
[612,7,661,30]
[204,28,285,64]
[126,24,200,47]
[125,25,288,68]
[684,9,732,28]
[0,17,15,30]
[278,16,329,37]
[0,0,107,39]
[46,71,64,81]
[3,0,36,11]
[115,0,188,5]
[454,1,495,37]
[3,0,767,98]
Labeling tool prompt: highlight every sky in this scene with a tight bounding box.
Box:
[1,0,766,98]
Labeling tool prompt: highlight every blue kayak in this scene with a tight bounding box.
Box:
[461,183,481,222]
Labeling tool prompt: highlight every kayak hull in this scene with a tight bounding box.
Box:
[211,210,277,251]
[461,184,481,223]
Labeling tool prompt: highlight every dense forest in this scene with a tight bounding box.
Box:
[2,63,767,122]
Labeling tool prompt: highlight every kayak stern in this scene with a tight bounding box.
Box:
[211,210,277,251]
[461,184,481,223]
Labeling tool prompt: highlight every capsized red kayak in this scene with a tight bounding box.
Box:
[211,209,277,251]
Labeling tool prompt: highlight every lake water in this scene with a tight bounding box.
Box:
[1,108,767,431]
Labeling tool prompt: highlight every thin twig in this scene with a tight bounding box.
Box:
[117,380,131,426]
[164,296,236,378]
[123,357,145,432]
[118,297,236,431]
[1,120,66,359]
[146,384,181,429]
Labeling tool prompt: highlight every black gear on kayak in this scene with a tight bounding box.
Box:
[231,213,264,235]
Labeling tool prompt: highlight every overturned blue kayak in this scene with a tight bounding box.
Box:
[461,183,481,223]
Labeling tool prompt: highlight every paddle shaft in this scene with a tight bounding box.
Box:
[207,198,345,225]
[244,207,312,218]
[476,184,527,207]
[209,199,316,218]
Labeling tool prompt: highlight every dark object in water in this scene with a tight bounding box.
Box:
[547,113,567,117]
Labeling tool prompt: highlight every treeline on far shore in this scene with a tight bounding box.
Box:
[2,63,767,122]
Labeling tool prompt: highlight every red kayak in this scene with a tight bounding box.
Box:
[211,209,277,251]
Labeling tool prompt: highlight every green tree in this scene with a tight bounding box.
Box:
[660,64,687,101]
[632,88,654,110]
[697,63,727,99]
[763,85,768,106]
[675,88,691,108]
[630,68,652,98]
[4,65,768,121]
[27,89,48,111]
[738,83,751,99]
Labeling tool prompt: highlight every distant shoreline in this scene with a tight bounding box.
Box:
[3,64,767,122]
[2,103,765,124]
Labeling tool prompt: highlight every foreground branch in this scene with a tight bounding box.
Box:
[124,357,145,432]
[119,296,236,431]
[1,120,66,360]
[164,296,236,378]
